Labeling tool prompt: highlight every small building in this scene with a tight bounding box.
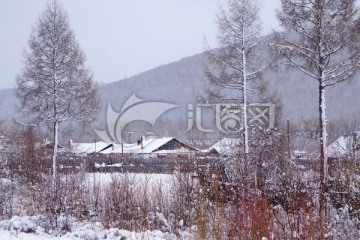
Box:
[203,138,242,157]
[70,136,197,159]
[327,132,360,160]
[70,140,111,156]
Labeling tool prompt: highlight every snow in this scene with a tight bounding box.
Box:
[0,172,197,239]
[320,83,328,179]
[85,172,175,199]
[135,137,174,154]
[206,137,242,155]
[86,172,174,185]
[71,141,111,155]
[0,230,62,240]
[327,132,360,158]
[327,136,350,158]
[94,162,123,168]
[71,137,187,155]
[0,216,194,239]
[153,147,194,154]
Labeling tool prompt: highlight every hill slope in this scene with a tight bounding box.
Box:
[1,50,360,139]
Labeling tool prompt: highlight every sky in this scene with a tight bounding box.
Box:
[0,0,281,89]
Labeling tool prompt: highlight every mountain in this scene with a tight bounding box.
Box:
[1,49,360,141]
[96,50,360,125]
[98,53,205,118]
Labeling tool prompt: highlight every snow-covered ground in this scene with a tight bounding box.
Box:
[0,228,193,240]
[84,172,176,199]
[0,216,195,240]
[85,172,175,188]
[0,173,195,239]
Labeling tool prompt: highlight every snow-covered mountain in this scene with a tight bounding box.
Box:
[96,50,360,126]
[1,49,360,134]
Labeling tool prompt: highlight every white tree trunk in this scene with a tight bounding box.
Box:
[242,31,249,156]
[319,79,328,240]
[52,120,59,190]
[319,81,328,182]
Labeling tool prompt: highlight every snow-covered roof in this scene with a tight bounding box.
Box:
[102,137,175,154]
[71,141,111,155]
[135,137,175,154]
[327,132,360,158]
[206,138,242,156]
[153,147,194,155]
[71,137,194,155]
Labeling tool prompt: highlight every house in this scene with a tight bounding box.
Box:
[203,138,242,157]
[41,139,65,150]
[70,140,111,156]
[327,132,360,160]
[70,136,197,159]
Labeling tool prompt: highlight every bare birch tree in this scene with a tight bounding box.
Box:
[16,0,100,189]
[205,1,273,236]
[206,0,268,157]
[275,0,360,237]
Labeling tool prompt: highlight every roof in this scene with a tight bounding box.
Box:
[104,137,175,154]
[327,132,360,158]
[153,147,194,154]
[71,141,111,155]
[71,137,195,155]
[206,138,242,156]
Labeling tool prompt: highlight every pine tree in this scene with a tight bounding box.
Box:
[16,0,100,190]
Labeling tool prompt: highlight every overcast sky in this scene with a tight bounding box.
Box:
[0,0,281,89]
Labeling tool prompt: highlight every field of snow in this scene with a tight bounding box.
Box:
[0,216,194,239]
[84,172,177,198]
[85,172,175,188]
[0,173,195,240]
